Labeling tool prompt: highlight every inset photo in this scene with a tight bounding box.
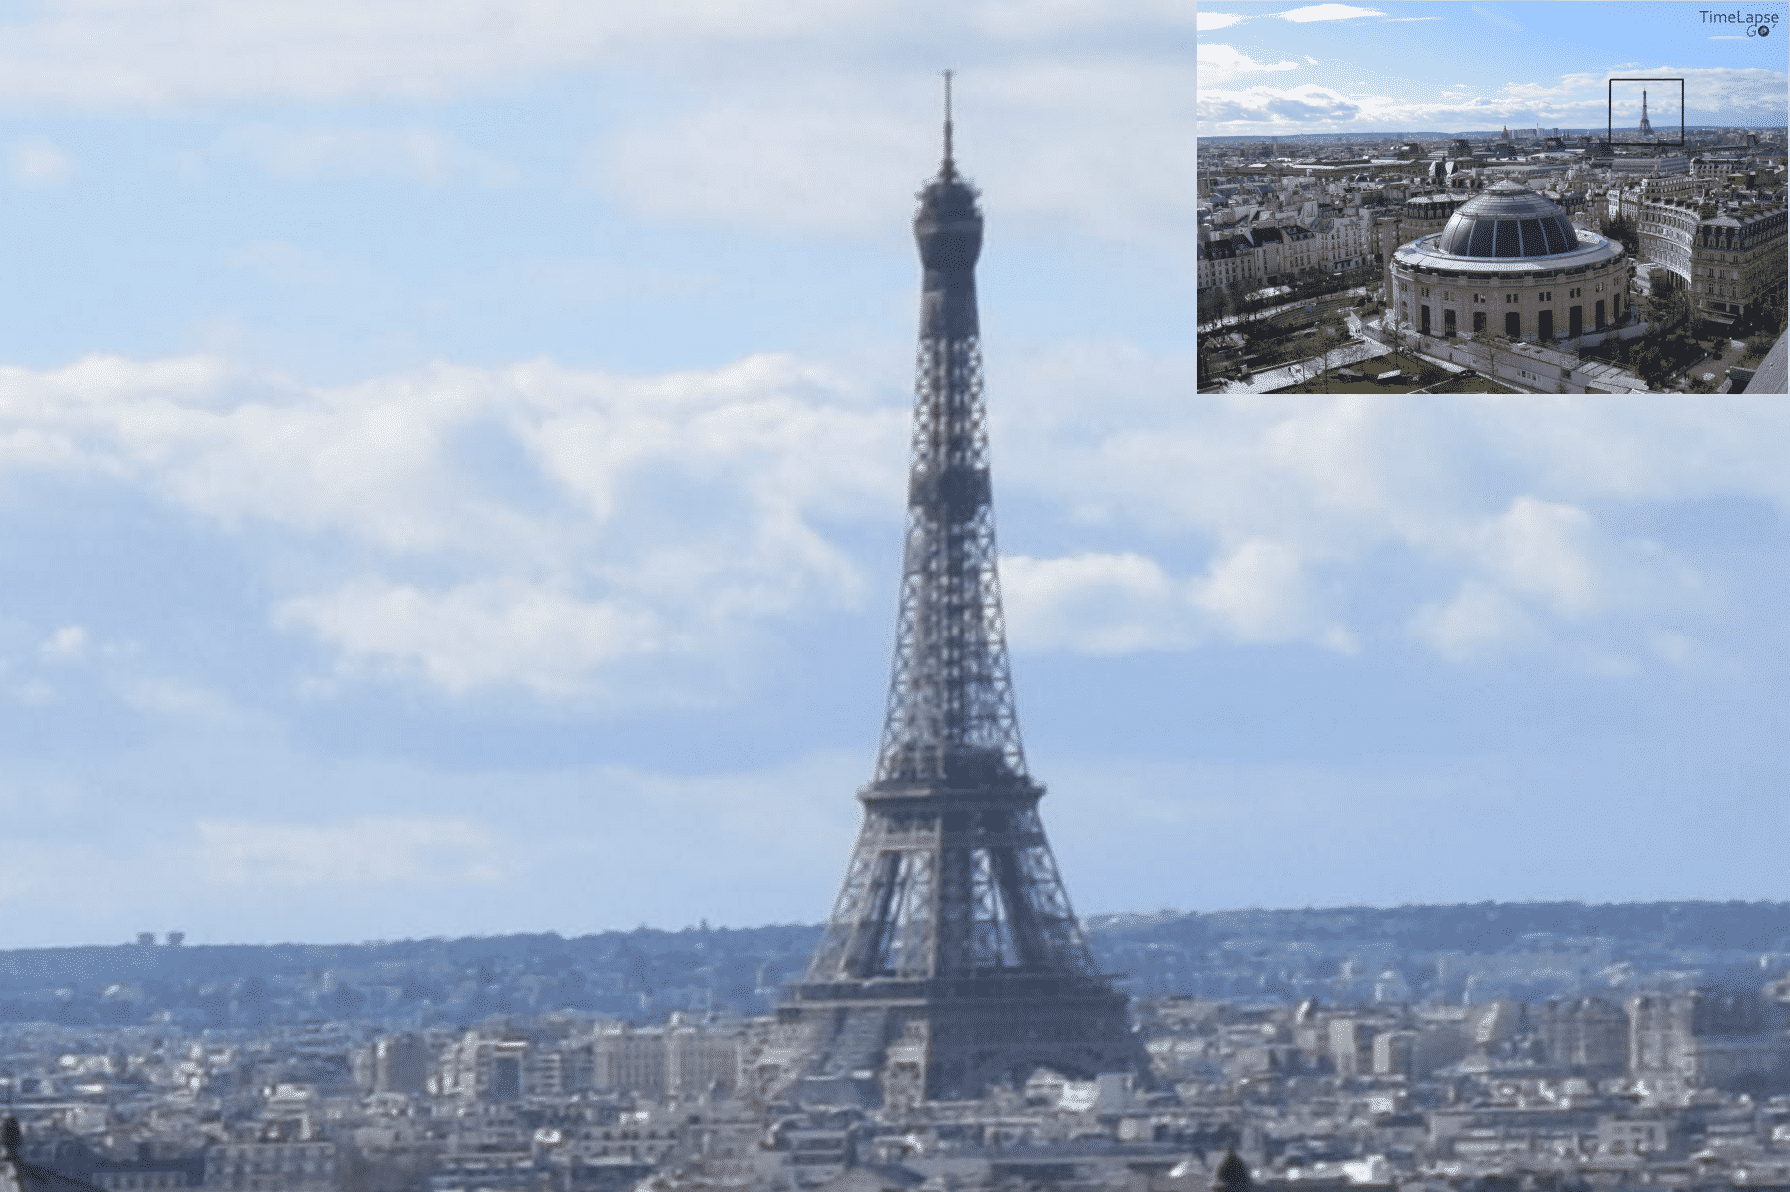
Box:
[1196,1,1789,393]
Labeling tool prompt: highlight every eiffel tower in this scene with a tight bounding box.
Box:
[748,75,1146,1110]
[1637,91,1654,138]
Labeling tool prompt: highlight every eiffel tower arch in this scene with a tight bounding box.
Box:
[749,77,1149,1108]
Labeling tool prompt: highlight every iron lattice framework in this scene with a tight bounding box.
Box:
[761,78,1144,1108]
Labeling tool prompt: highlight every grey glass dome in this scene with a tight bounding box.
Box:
[1433,180,1580,258]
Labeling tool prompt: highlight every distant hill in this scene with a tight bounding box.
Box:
[1088,899,1790,953]
[1,901,1786,1027]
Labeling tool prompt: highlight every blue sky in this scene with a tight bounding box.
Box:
[0,1,1784,948]
[1198,0,1788,136]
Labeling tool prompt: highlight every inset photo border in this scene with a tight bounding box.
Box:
[1608,77,1686,147]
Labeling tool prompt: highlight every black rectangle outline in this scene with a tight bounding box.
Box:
[1607,78,1686,147]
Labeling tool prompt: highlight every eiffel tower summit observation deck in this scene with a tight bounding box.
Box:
[746,75,1148,1109]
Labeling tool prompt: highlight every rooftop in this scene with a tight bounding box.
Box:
[1433,181,1585,259]
[1745,329,1789,395]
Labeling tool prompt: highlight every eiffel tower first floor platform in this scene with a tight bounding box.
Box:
[746,972,1150,1110]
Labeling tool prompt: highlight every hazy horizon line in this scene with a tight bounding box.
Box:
[17,895,1790,952]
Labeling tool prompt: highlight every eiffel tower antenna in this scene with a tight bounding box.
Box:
[942,68,955,175]
[751,76,1146,1111]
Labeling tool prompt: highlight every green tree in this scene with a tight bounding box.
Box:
[1633,343,1671,389]
[1745,285,1786,338]
[1599,212,1640,257]
[1653,283,1695,360]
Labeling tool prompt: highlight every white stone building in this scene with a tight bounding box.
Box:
[1390,180,1628,344]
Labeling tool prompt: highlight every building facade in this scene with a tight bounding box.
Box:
[1691,205,1787,331]
[1199,211,1377,299]
[1197,236,1258,293]
[370,1033,430,1096]
[1532,997,1629,1077]
[436,1034,533,1101]
[1629,990,1790,1092]
[580,1018,742,1099]
[203,1143,335,1192]
[1390,180,1627,344]
[1608,155,1690,178]
[1376,190,1474,294]
[1637,195,1701,287]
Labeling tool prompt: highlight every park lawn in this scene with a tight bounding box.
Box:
[1270,358,1446,393]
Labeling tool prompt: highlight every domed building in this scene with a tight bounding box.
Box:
[1390,180,1627,343]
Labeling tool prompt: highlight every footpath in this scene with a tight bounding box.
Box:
[1206,337,1392,394]
[1359,316,1467,376]
[1199,286,1370,334]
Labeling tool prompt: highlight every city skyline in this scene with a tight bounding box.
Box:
[0,3,1784,948]
[1198,1,1787,139]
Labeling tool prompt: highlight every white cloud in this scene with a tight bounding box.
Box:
[8,680,56,707]
[0,350,900,699]
[1195,538,1347,649]
[1409,579,1540,661]
[1394,494,1708,664]
[1001,543,1355,656]
[1274,4,1385,23]
[604,58,1197,240]
[117,676,245,721]
[1002,553,1187,653]
[1194,59,1785,137]
[10,139,71,184]
[39,625,88,661]
[974,0,1194,36]
[1198,81,1361,126]
[0,0,859,106]
[1475,497,1604,618]
[275,579,670,698]
[0,0,1201,116]
[223,124,517,185]
[994,379,1781,671]
[1197,12,1248,31]
[1470,4,1524,32]
[603,97,921,236]
[195,816,510,888]
[227,124,453,180]
[1195,44,1301,88]
[0,349,1782,695]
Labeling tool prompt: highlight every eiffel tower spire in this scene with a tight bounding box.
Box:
[751,75,1145,1110]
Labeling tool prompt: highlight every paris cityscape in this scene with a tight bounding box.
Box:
[1195,1,1790,392]
[11,906,1790,1191]
[0,5,1785,1192]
